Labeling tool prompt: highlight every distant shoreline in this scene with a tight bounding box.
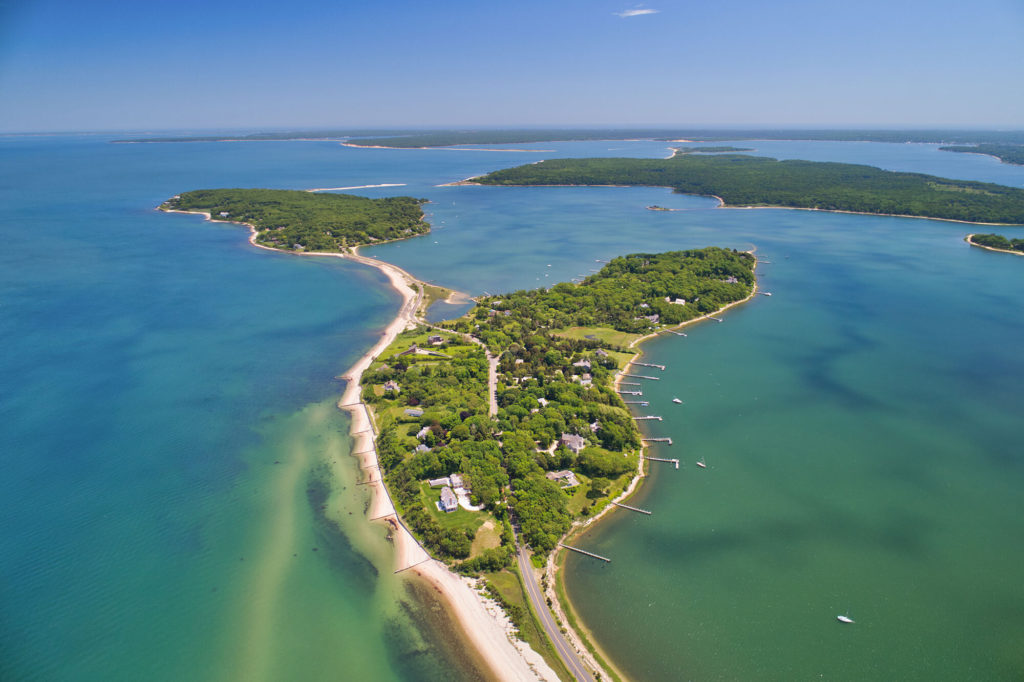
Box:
[441,180,1022,226]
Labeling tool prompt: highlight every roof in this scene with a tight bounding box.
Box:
[560,433,586,452]
[404,408,424,417]
[439,486,458,508]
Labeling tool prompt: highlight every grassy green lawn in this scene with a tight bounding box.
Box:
[419,481,488,533]
[550,325,643,350]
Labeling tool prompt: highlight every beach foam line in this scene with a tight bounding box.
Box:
[305,183,407,192]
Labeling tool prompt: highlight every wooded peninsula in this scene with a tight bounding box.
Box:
[160,189,429,250]
[939,144,1024,166]
[967,233,1024,254]
[364,248,754,571]
[471,154,1024,225]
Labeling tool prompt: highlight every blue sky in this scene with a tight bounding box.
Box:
[1,0,1022,132]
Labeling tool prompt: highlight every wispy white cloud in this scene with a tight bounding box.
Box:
[615,8,659,17]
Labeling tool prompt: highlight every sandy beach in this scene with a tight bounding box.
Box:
[161,206,556,681]
[965,233,1024,256]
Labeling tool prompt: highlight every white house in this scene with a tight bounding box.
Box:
[438,486,458,513]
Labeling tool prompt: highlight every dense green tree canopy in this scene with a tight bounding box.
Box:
[162,188,429,250]
[473,155,1024,225]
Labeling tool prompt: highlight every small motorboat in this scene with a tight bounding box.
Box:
[696,458,706,469]
[837,614,855,624]
[672,398,683,404]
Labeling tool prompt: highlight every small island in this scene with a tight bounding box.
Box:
[967,233,1024,255]
[939,143,1024,166]
[470,154,1024,225]
[160,188,429,250]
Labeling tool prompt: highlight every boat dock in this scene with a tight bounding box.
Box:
[558,543,610,562]
[612,501,652,515]
[644,456,680,469]
[664,329,687,336]
[621,373,660,380]
[633,362,666,371]
[623,400,649,405]
[708,316,724,323]
[617,389,642,396]
[618,382,641,387]
[642,437,673,445]
[633,415,663,421]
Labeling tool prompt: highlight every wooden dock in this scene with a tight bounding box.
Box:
[618,381,641,387]
[616,389,642,396]
[558,543,610,562]
[633,362,666,371]
[633,415,663,421]
[612,501,652,515]
[665,330,687,336]
[708,316,724,323]
[642,437,673,445]
[621,373,660,380]
[623,400,649,405]
[644,456,680,469]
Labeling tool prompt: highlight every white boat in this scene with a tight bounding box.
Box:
[837,614,855,624]
[672,398,683,404]
[696,458,706,469]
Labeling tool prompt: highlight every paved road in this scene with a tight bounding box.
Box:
[514,540,594,682]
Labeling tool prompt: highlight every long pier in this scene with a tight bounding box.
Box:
[617,389,642,396]
[633,415,662,421]
[633,362,666,371]
[708,316,724,323]
[558,543,610,562]
[644,456,680,469]
[623,400,649,405]
[618,382,641,387]
[665,330,687,336]
[621,373,660,380]
[612,501,652,515]
[642,437,673,444]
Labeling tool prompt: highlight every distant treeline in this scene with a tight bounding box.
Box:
[161,188,428,250]
[121,128,1024,147]
[472,155,1024,225]
[674,146,753,154]
[969,233,1024,253]
[939,144,1024,166]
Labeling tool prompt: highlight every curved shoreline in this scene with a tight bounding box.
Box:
[161,207,557,682]
[543,254,760,680]
[965,233,1024,256]
[443,181,1024,226]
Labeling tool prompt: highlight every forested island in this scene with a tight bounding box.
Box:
[160,189,429,250]
[939,144,1024,166]
[471,154,1024,225]
[363,248,754,569]
[967,233,1024,254]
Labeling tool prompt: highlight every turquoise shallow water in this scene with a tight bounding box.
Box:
[2,134,1023,680]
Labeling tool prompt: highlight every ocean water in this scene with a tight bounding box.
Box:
[2,134,1022,681]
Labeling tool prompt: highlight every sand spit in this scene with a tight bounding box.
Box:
[161,206,556,681]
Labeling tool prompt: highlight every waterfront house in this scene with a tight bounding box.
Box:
[438,486,458,513]
[383,380,401,393]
